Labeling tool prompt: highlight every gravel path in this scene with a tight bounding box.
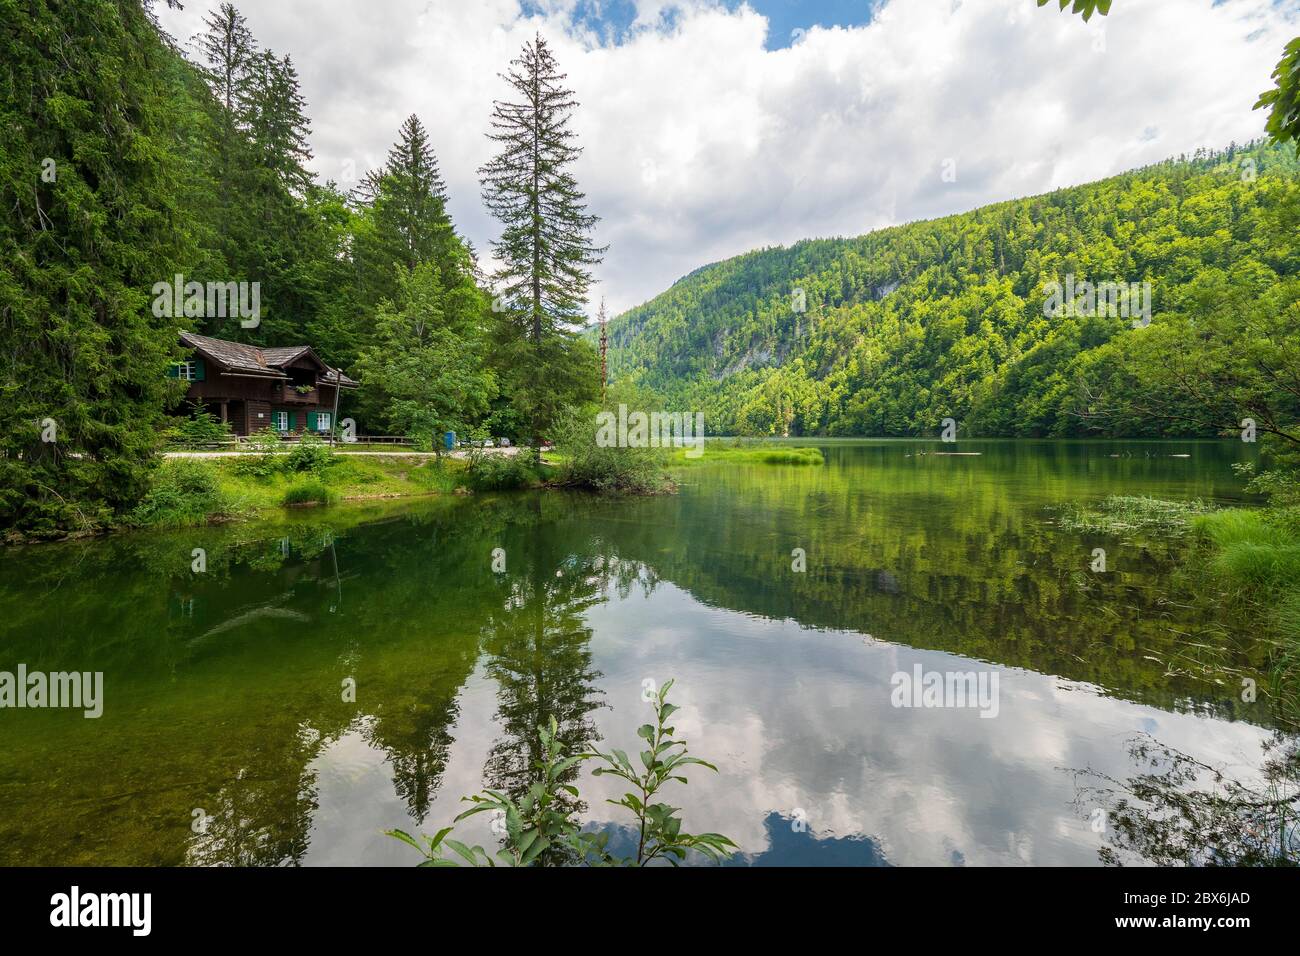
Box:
[163,445,525,459]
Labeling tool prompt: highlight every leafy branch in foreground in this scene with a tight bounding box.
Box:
[387,682,736,866]
[389,716,580,867]
[1035,0,1110,24]
[586,678,736,866]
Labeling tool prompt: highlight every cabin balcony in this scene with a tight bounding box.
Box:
[281,384,319,404]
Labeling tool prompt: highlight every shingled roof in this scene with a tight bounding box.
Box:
[180,332,358,387]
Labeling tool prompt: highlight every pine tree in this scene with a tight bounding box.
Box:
[355,115,458,309]
[197,2,256,114]
[244,52,313,196]
[191,7,321,344]
[0,0,194,534]
[479,34,605,459]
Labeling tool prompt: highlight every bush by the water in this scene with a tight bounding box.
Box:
[130,460,236,528]
[551,397,672,494]
[284,433,336,474]
[466,453,537,491]
[230,428,285,478]
[281,479,338,506]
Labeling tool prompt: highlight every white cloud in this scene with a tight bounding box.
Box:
[158,0,1297,316]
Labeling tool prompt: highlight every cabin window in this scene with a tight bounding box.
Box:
[171,360,204,381]
[273,410,289,432]
[316,412,332,432]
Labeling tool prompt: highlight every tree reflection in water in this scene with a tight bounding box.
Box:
[1072,733,1300,866]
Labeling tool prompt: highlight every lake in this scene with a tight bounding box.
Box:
[0,439,1287,866]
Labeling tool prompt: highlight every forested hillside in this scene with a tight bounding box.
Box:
[608,142,1300,437]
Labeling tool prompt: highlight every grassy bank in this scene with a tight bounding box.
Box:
[130,452,471,530]
[1191,507,1300,725]
[1193,509,1300,639]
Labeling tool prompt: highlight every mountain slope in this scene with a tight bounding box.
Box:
[607,141,1300,437]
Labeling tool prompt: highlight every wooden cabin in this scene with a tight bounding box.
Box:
[170,332,358,437]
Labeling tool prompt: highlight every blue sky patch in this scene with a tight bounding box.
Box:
[521,0,880,49]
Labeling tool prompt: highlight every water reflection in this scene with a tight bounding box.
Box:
[0,440,1290,866]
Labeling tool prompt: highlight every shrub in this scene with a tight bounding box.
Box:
[130,460,233,528]
[280,480,337,507]
[466,453,536,491]
[284,433,335,474]
[230,428,284,478]
[164,406,233,448]
[388,681,736,867]
[552,402,671,494]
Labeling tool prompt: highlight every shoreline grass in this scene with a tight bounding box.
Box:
[671,445,824,466]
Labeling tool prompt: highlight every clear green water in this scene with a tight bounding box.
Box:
[0,439,1287,865]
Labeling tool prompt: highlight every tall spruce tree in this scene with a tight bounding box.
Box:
[349,115,484,431]
[197,2,256,114]
[479,34,605,459]
[354,115,457,311]
[191,5,323,344]
[0,0,193,535]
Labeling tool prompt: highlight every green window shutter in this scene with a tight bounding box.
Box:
[307,412,317,430]
[288,411,297,431]
[166,364,179,378]
[194,358,205,381]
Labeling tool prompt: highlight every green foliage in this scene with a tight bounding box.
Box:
[1058,496,1214,535]
[585,679,738,866]
[1256,37,1300,149]
[164,406,234,448]
[1211,540,1300,590]
[230,427,284,478]
[354,260,496,441]
[552,398,672,495]
[1036,0,1111,23]
[280,479,337,507]
[479,34,604,456]
[674,445,825,466]
[607,142,1300,440]
[1193,509,1290,552]
[129,459,236,529]
[283,432,335,474]
[466,453,536,492]
[389,682,735,866]
[0,0,195,536]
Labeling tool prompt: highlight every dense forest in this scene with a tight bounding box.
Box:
[1,1,600,534]
[607,141,1300,438]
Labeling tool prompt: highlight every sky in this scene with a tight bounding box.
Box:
[156,0,1300,317]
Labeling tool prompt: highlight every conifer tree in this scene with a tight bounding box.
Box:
[197,3,256,114]
[351,115,488,434]
[479,34,605,459]
[355,115,458,309]
[0,0,193,534]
